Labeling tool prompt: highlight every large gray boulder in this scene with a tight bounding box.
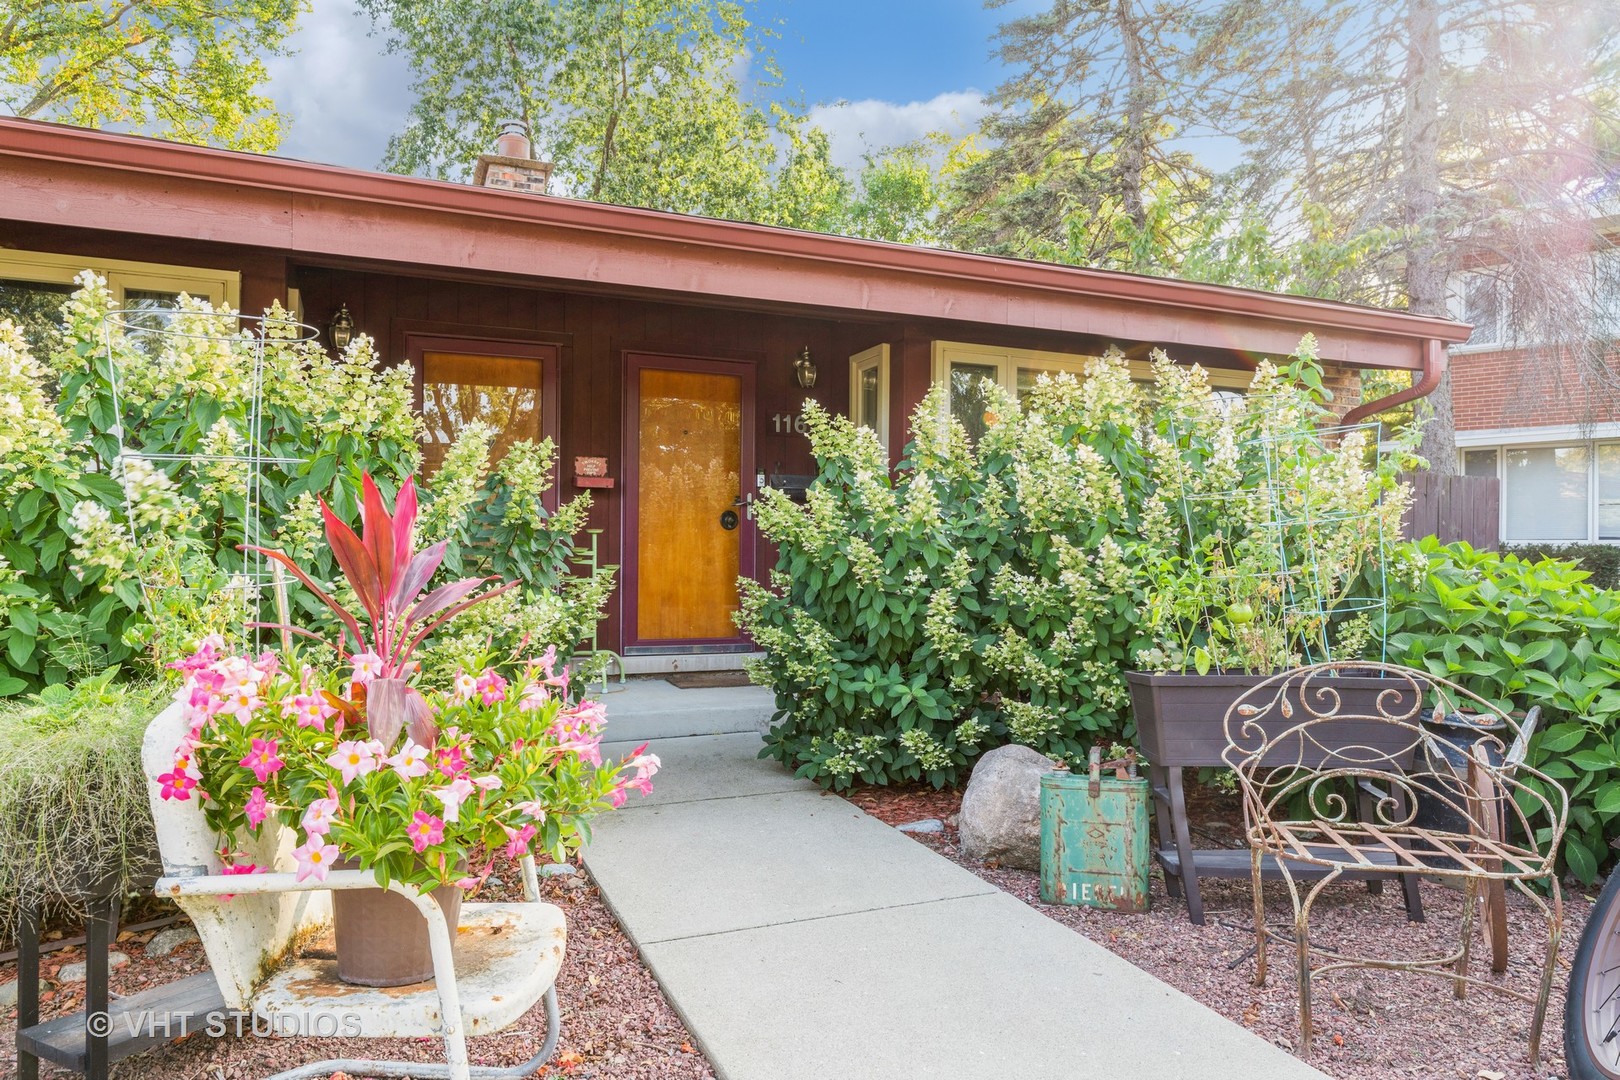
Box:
[958,744,1056,870]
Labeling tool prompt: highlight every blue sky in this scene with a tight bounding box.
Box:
[265,0,1034,174]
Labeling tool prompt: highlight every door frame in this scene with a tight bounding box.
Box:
[403,328,563,510]
[621,350,758,653]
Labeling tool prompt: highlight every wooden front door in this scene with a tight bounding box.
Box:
[625,353,756,647]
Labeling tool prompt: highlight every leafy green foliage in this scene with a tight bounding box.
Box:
[1503,543,1620,591]
[0,275,611,696]
[0,672,171,934]
[741,371,1148,791]
[0,0,305,150]
[360,0,848,228]
[1383,538,1620,882]
[742,344,1373,790]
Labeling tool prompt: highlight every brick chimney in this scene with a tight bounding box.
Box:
[473,119,554,195]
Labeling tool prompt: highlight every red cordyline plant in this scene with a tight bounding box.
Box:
[247,473,515,751]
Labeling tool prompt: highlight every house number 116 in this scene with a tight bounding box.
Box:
[771,413,809,436]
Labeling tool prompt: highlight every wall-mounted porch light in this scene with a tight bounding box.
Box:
[792,345,818,390]
[328,305,356,350]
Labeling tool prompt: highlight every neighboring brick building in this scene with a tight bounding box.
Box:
[1450,240,1620,544]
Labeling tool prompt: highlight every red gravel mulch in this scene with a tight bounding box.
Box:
[852,780,1591,1080]
[0,869,714,1080]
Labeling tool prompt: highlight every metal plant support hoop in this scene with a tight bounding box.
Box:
[1167,417,1394,666]
[101,307,319,649]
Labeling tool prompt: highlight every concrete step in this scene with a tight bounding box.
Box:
[596,679,777,744]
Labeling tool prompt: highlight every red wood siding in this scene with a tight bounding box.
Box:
[292,265,847,654]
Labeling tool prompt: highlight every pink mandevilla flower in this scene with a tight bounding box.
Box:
[349,651,384,686]
[435,744,468,779]
[222,682,261,724]
[502,822,537,859]
[157,766,198,802]
[407,811,446,853]
[302,796,339,836]
[292,836,340,883]
[475,669,507,706]
[285,693,333,732]
[244,786,269,827]
[168,634,226,676]
[385,741,432,780]
[551,717,603,767]
[607,743,660,808]
[239,737,285,783]
[430,777,476,824]
[471,774,503,792]
[326,740,380,785]
[218,859,262,902]
[623,744,661,797]
[451,671,478,702]
[513,799,547,823]
[182,683,222,727]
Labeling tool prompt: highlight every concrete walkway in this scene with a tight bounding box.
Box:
[583,687,1327,1080]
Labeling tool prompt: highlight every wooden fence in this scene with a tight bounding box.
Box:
[1400,472,1500,550]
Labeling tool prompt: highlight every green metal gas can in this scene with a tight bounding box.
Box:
[1039,747,1151,912]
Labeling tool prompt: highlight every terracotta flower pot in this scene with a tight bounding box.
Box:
[332,864,464,987]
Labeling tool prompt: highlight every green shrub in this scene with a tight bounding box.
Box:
[741,344,1392,790]
[0,274,611,694]
[0,672,171,934]
[1383,537,1620,882]
[1502,543,1620,590]
[741,371,1149,790]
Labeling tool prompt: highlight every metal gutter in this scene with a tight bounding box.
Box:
[0,117,1472,348]
[1341,338,1449,426]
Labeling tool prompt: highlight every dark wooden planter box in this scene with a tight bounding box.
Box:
[1125,670,1422,770]
[1124,669,1426,926]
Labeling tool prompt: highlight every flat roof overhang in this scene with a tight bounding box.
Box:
[0,117,1471,370]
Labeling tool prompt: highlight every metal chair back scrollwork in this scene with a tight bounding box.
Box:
[1221,661,1568,1063]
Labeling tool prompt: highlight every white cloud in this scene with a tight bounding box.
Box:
[263,5,415,170]
[807,90,990,173]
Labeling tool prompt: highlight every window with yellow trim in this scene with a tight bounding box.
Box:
[0,249,240,354]
[930,340,1253,437]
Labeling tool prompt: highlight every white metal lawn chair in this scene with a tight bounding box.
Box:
[141,698,567,1080]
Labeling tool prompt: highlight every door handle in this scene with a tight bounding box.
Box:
[732,493,755,520]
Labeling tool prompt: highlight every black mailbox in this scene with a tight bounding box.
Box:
[767,473,815,504]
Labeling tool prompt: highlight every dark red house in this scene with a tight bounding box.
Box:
[0,117,1470,669]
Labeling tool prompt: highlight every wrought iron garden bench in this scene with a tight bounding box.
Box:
[1221,661,1567,1062]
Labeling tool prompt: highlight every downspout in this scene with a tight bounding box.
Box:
[1340,338,1447,428]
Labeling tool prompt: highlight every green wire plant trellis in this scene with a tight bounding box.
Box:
[1167,417,1396,670]
[102,305,318,652]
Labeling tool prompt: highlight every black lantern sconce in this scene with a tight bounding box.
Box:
[328,305,356,350]
[792,345,818,390]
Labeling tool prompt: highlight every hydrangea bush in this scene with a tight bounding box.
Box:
[742,342,1410,789]
[0,275,611,694]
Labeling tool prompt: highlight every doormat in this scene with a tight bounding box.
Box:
[665,671,756,689]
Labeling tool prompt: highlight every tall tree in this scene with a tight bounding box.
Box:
[360,0,846,226]
[1200,0,1620,471]
[0,0,304,151]
[945,0,1211,271]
